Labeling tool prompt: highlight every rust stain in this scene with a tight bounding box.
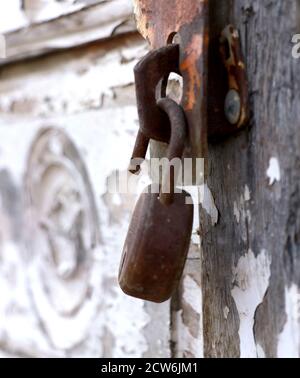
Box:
[180,34,203,111]
[220,25,249,128]
[133,0,154,43]
[133,0,209,160]
[134,0,205,48]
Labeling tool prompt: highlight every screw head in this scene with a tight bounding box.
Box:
[224,89,241,125]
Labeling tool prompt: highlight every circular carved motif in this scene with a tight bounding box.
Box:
[24,127,101,350]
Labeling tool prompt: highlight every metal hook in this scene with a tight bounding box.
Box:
[157,98,187,206]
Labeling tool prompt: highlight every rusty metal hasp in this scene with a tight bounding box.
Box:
[220,25,249,129]
[133,0,209,159]
[119,1,249,303]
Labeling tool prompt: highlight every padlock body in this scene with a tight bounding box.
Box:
[119,187,193,303]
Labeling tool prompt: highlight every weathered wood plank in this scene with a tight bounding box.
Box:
[1,0,136,64]
[201,0,300,358]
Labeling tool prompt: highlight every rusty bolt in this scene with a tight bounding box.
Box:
[224,89,241,125]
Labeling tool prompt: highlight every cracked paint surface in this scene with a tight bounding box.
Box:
[277,284,300,358]
[223,306,230,320]
[0,21,173,357]
[233,186,251,242]
[201,184,219,226]
[172,270,203,358]
[231,249,271,358]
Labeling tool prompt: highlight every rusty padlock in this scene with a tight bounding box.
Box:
[119,98,193,303]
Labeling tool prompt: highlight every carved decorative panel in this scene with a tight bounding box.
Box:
[24,128,102,350]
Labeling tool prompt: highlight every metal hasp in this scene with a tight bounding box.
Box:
[120,1,250,304]
[220,25,249,129]
[129,44,181,173]
[208,19,249,139]
[133,0,249,149]
[134,0,209,160]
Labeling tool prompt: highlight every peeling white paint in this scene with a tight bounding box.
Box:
[234,201,240,223]
[231,249,271,358]
[201,184,219,226]
[234,186,251,225]
[267,158,281,186]
[23,0,83,23]
[173,274,203,358]
[244,185,251,202]
[184,186,200,247]
[183,275,202,315]
[0,107,155,357]
[174,310,203,358]
[0,21,172,357]
[256,343,266,358]
[0,38,147,119]
[223,306,230,320]
[0,0,206,359]
[277,284,300,358]
[233,186,251,242]
[0,1,28,33]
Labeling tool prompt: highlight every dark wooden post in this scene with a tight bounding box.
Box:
[201,0,300,358]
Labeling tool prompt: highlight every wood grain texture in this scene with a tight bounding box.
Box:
[1,0,136,64]
[201,0,300,358]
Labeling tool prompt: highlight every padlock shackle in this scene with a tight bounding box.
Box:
[134,44,180,143]
[157,98,187,206]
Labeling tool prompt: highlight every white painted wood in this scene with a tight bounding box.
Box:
[0,29,173,357]
[0,0,205,358]
[0,1,27,33]
[0,0,135,64]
